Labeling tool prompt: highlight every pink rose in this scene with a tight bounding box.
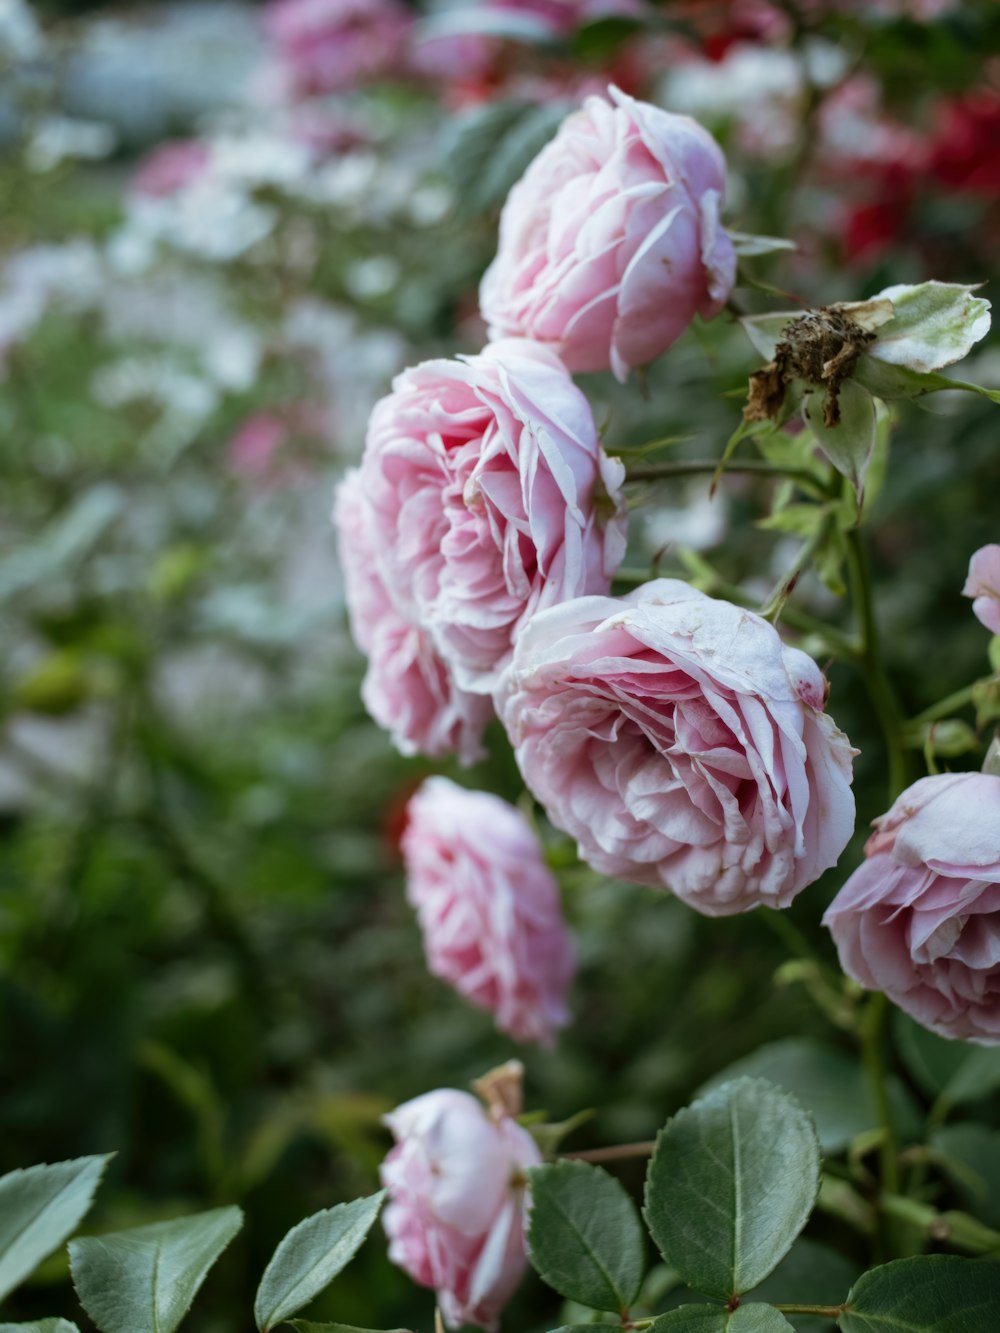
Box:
[263,0,411,97]
[131,139,210,198]
[402,777,574,1045]
[480,86,736,381]
[823,772,1000,1044]
[334,471,491,764]
[963,544,1000,635]
[356,338,626,694]
[496,579,856,916]
[381,1088,540,1330]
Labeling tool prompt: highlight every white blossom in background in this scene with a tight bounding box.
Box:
[641,489,728,556]
[0,242,104,365]
[26,116,117,172]
[0,0,43,61]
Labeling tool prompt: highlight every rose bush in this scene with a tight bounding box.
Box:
[479,86,736,381]
[380,1087,539,1330]
[496,579,856,916]
[402,777,574,1045]
[347,338,626,696]
[824,772,1000,1043]
[263,0,411,96]
[334,471,491,763]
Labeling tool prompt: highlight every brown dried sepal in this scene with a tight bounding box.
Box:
[743,308,876,426]
[473,1059,524,1121]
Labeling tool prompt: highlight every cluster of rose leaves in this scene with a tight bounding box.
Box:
[333,84,1000,1331]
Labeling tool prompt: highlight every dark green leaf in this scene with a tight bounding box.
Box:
[0,1155,112,1301]
[69,1206,243,1333]
[839,1255,1000,1331]
[894,1011,1000,1108]
[650,1306,796,1331]
[254,1191,386,1330]
[0,1323,81,1332]
[444,100,566,219]
[753,1238,859,1333]
[700,1039,920,1154]
[931,1125,1000,1229]
[527,1160,645,1312]
[644,1078,820,1301]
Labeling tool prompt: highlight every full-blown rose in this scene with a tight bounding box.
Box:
[402,777,574,1045]
[334,472,491,764]
[496,580,856,915]
[480,86,736,381]
[381,1088,540,1330]
[963,543,1000,635]
[824,772,1000,1043]
[354,338,626,695]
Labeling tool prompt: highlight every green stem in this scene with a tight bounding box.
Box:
[860,991,900,1255]
[908,682,977,728]
[774,1305,845,1318]
[760,515,834,623]
[625,457,825,495]
[845,526,910,802]
[563,1141,656,1164]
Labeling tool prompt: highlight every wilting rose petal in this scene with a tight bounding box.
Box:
[824,772,1000,1044]
[403,777,574,1044]
[963,544,1000,636]
[496,579,856,916]
[381,1088,540,1331]
[356,338,626,695]
[480,85,735,381]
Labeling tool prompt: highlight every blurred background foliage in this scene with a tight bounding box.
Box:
[2,0,1000,1328]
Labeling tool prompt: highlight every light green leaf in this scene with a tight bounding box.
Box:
[865,282,991,373]
[527,1160,645,1313]
[730,232,797,258]
[254,1191,386,1331]
[0,1155,112,1301]
[69,1206,243,1333]
[644,1078,820,1301]
[989,637,1000,674]
[839,1255,1000,1331]
[0,1323,81,1332]
[700,1039,920,1155]
[288,1324,413,1333]
[853,356,1000,405]
[740,312,798,361]
[803,381,877,502]
[650,1306,795,1331]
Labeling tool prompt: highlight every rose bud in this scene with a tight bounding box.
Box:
[963,543,1000,636]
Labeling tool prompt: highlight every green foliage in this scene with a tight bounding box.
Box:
[254,1192,386,1331]
[0,1156,111,1301]
[68,1208,243,1333]
[644,1079,820,1301]
[288,1324,413,1333]
[0,1323,81,1332]
[839,1256,1000,1332]
[527,1160,645,1313]
[894,1013,1000,1110]
[651,1308,795,1331]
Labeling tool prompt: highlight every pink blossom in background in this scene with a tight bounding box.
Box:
[496,579,856,916]
[480,86,735,381]
[262,0,412,97]
[333,472,491,764]
[402,777,574,1045]
[226,412,289,481]
[381,1088,540,1330]
[131,139,210,198]
[824,773,1000,1044]
[356,339,627,694]
[963,544,1000,635]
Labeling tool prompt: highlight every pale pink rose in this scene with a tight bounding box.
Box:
[963,544,1000,636]
[402,777,574,1045]
[381,1088,540,1331]
[357,338,626,694]
[480,86,736,382]
[824,773,1000,1044]
[334,471,491,764]
[263,0,411,97]
[496,579,856,916]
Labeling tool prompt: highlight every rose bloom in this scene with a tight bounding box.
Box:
[356,338,626,694]
[824,772,1000,1043]
[334,471,491,764]
[381,1088,540,1330]
[496,579,856,916]
[402,777,574,1045]
[480,86,736,381]
[963,544,1000,636]
[262,0,411,97]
